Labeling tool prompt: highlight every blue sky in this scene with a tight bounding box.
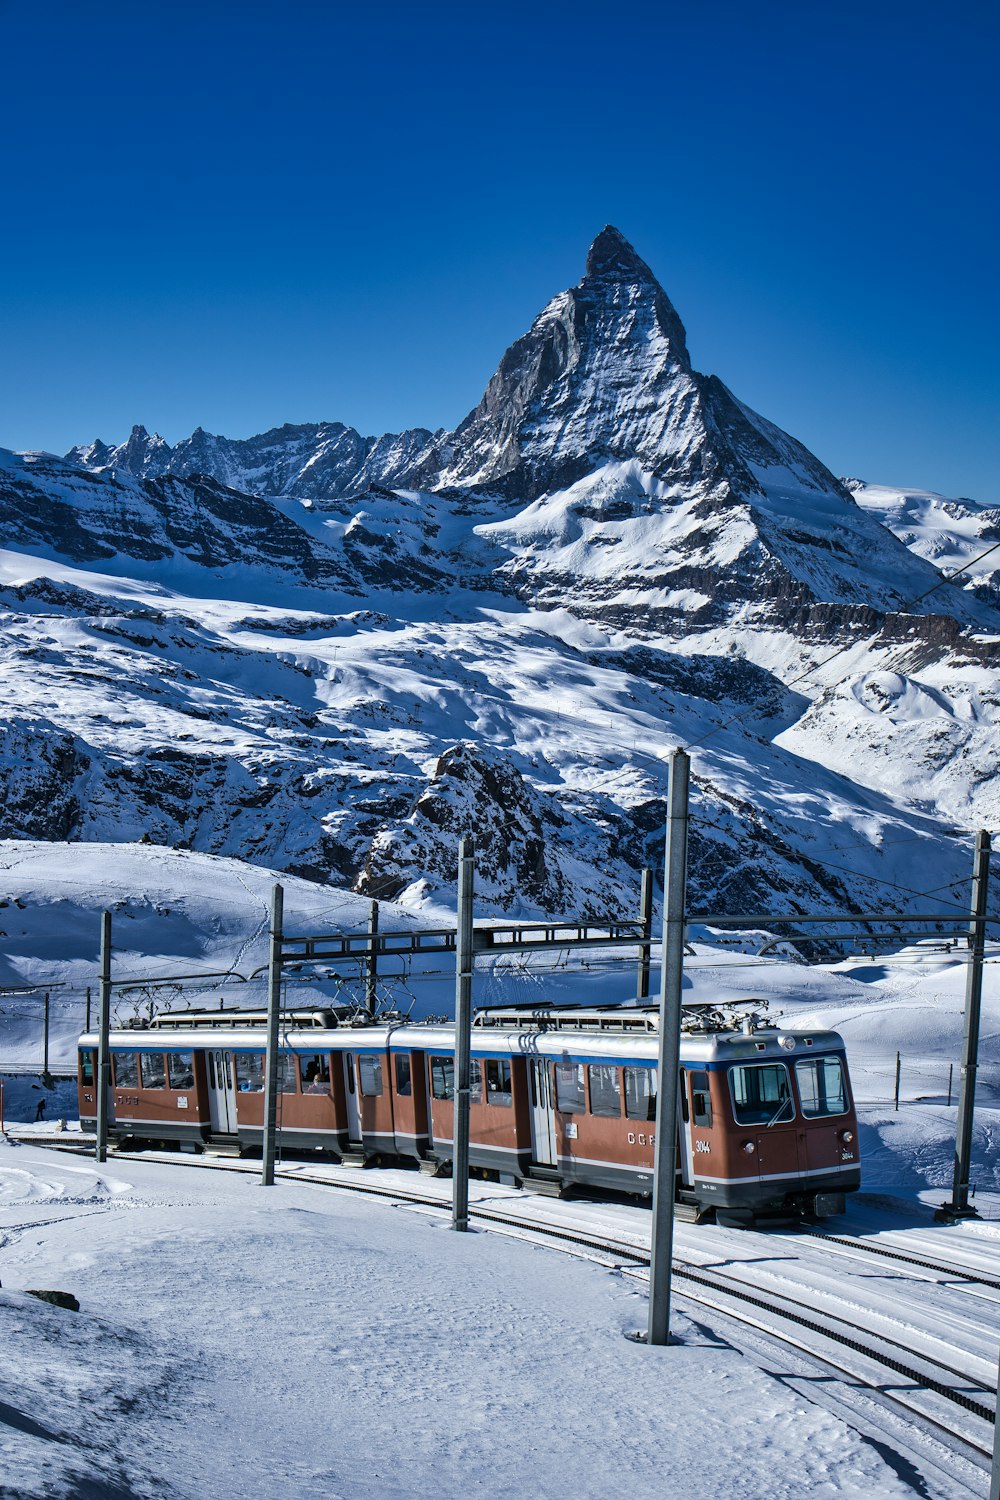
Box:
[1,0,996,497]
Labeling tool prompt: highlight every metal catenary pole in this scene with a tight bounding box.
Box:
[638,867,653,1000]
[261,884,284,1188]
[42,992,50,1084]
[894,1052,901,1112]
[366,899,379,1019]
[942,829,991,1219]
[452,836,475,1232]
[647,748,690,1346]
[96,911,112,1164]
[85,985,91,1033]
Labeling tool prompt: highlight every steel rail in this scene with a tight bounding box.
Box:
[804,1226,1000,1293]
[665,1272,994,1473]
[45,1140,997,1448]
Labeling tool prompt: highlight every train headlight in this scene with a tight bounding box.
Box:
[743,1141,755,1154]
[840,1130,854,1144]
[780,1036,796,1051]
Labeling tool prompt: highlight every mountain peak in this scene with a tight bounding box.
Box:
[584,225,654,280]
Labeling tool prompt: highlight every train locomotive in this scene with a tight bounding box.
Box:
[77,1001,861,1225]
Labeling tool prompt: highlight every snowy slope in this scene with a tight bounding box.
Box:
[0,541,985,923]
[0,1143,935,1500]
[846,477,1000,598]
[0,225,996,933]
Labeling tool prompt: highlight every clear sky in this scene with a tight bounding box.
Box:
[1,0,996,498]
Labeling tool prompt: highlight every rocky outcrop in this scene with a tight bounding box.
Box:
[0,228,995,921]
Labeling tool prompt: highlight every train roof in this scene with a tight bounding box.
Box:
[80,1000,846,1064]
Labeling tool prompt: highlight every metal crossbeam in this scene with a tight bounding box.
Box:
[689,910,995,927]
[278,918,649,966]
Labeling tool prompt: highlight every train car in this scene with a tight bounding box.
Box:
[77,1001,860,1224]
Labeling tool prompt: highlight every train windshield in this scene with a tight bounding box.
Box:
[728,1063,794,1126]
[795,1056,848,1117]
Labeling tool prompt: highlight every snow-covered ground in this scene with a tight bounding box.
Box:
[0,1140,961,1500]
[3,843,1000,1495]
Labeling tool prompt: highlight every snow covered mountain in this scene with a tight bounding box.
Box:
[1,227,996,931]
[845,478,1000,603]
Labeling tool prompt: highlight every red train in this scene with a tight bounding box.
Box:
[77,1002,861,1224]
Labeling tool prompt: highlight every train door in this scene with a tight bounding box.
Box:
[677,1068,695,1187]
[207,1049,236,1134]
[343,1052,363,1146]
[529,1058,557,1167]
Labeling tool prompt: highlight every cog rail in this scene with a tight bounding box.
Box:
[31,1139,997,1474]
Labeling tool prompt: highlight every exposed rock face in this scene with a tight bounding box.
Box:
[63,228,992,641]
[0,450,338,580]
[0,228,995,920]
[69,421,443,503]
[0,719,87,841]
[359,743,581,911]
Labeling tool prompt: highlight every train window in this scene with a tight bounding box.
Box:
[555,1063,586,1114]
[729,1063,794,1126]
[624,1067,657,1121]
[469,1060,483,1105]
[395,1054,412,1096]
[359,1055,383,1097]
[140,1052,167,1090]
[679,1068,689,1123]
[485,1059,512,1107]
[296,1050,328,1098]
[80,1050,95,1086]
[277,1055,297,1093]
[167,1052,195,1089]
[235,1053,265,1092]
[113,1053,139,1088]
[795,1057,848,1117]
[588,1064,622,1118]
[690,1070,712,1128]
[301,1054,331,1093]
[431,1056,454,1101]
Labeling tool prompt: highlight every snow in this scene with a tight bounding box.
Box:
[2,227,998,1492]
[1,845,999,1495]
[0,1142,928,1499]
[847,481,1000,592]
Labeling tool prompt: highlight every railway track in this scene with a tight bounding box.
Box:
[9,1137,995,1489]
[42,1142,999,1484]
[806,1225,1000,1293]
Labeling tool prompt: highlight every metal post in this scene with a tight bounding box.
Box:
[947,1063,953,1109]
[647,749,690,1345]
[366,900,379,1019]
[96,911,112,1164]
[638,867,653,1000]
[940,830,991,1220]
[452,836,475,1232]
[261,884,284,1187]
[42,992,50,1085]
[85,986,91,1033]
[894,1052,901,1111]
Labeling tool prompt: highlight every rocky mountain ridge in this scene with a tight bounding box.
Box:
[1,227,995,923]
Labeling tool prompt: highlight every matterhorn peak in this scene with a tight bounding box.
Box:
[584,224,656,280]
[435,226,700,496]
